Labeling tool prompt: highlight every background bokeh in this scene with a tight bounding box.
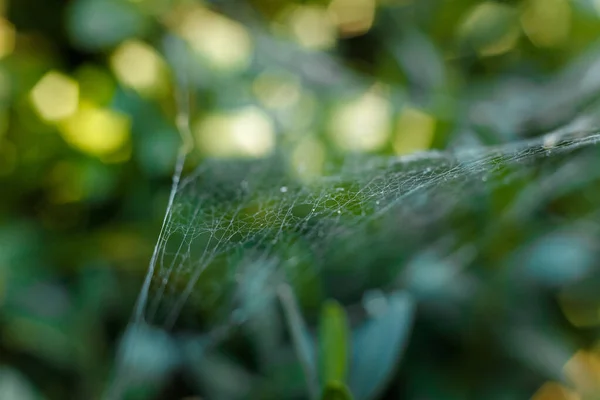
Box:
[3,0,600,399]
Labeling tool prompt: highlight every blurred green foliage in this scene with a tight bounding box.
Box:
[3,0,600,399]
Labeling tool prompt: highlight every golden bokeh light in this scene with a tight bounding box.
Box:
[564,350,600,395]
[287,5,337,50]
[110,39,166,96]
[30,71,79,122]
[328,0,376,38]
[328,86,391,152]
[195,106,275,158]
[58,102,131,160]
[393,107,436,155]
[521,0,571,48]
[176,6,252,72]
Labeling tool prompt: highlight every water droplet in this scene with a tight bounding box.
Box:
[280,186,288,193]
[337,210,341,214]
[375,200,380,205]
[336,187,345,192]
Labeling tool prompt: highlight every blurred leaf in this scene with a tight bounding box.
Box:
[67,0,150,51]
[182,336,256,400]
[107,323,180,399]
[521,231,594,287]
[348,291,415,400]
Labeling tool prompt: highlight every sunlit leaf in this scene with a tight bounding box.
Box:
[319,299,350,386]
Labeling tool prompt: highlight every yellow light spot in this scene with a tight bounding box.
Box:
[195,106,275,158]
[521,0,570,48]
[328,0,376,38]
[0,18,15,59]
[458,3,520,56]
[253,71,301,110]
[292,136,326,181]
[531,382,580,400]
[30,71,79,122]
[288,5,337,50]
[328,86,391,152]
[59,103,130,160]
[564,350,600,394]
[393,107,436,155]
[110,40,166,96]
[177,6,252,72]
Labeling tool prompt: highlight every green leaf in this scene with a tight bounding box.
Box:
[319,300,350,386]
[321,381,354,400]
[278,284,319,400]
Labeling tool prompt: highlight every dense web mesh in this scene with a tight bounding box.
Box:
[132,129,600,332]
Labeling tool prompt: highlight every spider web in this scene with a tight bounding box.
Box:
[100,10,600,398]
[131,128,600,333]
[104,99,600,399]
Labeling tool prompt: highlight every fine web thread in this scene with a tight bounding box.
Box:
[143,127,600,332]
[104,38,193,400]
[134,35,195,326]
